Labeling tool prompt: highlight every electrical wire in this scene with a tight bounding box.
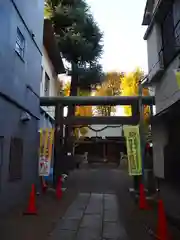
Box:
[77,125,122,132]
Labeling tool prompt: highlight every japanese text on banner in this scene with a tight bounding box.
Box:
[39,128,54,176]
[123,125,142,176]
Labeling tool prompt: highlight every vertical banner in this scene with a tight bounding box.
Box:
[39,128,54,176]
[123,125,142,176]
[175,69,180,89]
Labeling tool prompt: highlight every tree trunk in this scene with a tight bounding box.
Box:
[64,62,78,154]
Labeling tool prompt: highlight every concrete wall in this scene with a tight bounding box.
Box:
[13,0,44,48]
[152,121,168,178]
[0,0,43,117]
[155,56,180,114]
[0,98,39,211]
[39,110,54,129]
[0,0,43,212]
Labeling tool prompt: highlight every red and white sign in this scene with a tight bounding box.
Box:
[39,128,54,176]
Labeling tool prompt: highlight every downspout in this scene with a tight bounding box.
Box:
[138,82,145,181]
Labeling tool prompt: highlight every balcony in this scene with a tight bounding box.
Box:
[148,50,164,84]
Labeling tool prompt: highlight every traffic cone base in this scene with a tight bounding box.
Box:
[157,199,169,240]
[139,183,150,210]
[23,210,37,215]
[56,176,62,200]
[23,184,37,215]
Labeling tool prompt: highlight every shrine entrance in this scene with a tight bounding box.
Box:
[40,96,155,185]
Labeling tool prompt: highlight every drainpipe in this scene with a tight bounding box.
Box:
[138,82,145,182]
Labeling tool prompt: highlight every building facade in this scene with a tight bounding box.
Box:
[142,0,180,205]
[0,0,44,212]
[40,19,65,129]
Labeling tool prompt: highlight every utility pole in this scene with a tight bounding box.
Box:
[54,104,64,187]
[130,81,145,194]
[138,78,156,196]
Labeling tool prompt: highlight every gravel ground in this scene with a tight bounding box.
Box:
[0,188,77,240]
[0,163,180,240]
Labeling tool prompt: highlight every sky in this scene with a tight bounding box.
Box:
[86,0,148,73]
[62,0,148,116]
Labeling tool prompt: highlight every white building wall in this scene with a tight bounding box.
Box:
[40,47,58,119]
[41,46,58,97]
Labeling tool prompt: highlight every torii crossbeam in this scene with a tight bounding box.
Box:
[40,96,155,106]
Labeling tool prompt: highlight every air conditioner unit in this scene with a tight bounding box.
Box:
[20,112,31,122]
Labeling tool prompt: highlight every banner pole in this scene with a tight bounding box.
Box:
[123,125,142,194]
[138,83,145,183]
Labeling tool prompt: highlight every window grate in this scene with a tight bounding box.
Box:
[44,72,50,97]
[15,28,25,59]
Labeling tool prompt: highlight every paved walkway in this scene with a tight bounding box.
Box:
[49,192,128,240]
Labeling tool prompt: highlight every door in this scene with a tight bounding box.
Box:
[0,137,4,190]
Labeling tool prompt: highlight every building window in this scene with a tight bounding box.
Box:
[44,72,50,97]
[15,28,25,59]
[9,138,23,181]
[159,1,180,68]
[41,66,43,82]
[173,0,180,48]
[161,5,175,68]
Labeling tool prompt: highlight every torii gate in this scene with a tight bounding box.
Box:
[40,96,155,185]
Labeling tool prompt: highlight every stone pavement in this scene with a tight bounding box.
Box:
[49,192,128,240]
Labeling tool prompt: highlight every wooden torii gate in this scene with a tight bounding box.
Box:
[40,96,155,184]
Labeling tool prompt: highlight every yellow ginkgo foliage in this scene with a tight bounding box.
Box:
[94,71,123,116]
[63,82,70,97]
[120,68,150,123]
[62,81,92,138]
[63,81,92,117]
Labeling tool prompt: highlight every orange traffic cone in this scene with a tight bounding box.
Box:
[24,184,37,215]
[139,183,149,210]
[56,176,62,200]
[157,200,169,240]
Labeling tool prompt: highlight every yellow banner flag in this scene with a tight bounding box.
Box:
[39,128,54,176]
[175,69,180,89]
[123,125,142,176]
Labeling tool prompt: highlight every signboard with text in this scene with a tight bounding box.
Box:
[39,128,54,176]
[123,125,142,176]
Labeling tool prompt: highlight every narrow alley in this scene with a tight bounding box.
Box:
[1,0,180,239]
[49,164,146,240]
[0,163,152,240]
